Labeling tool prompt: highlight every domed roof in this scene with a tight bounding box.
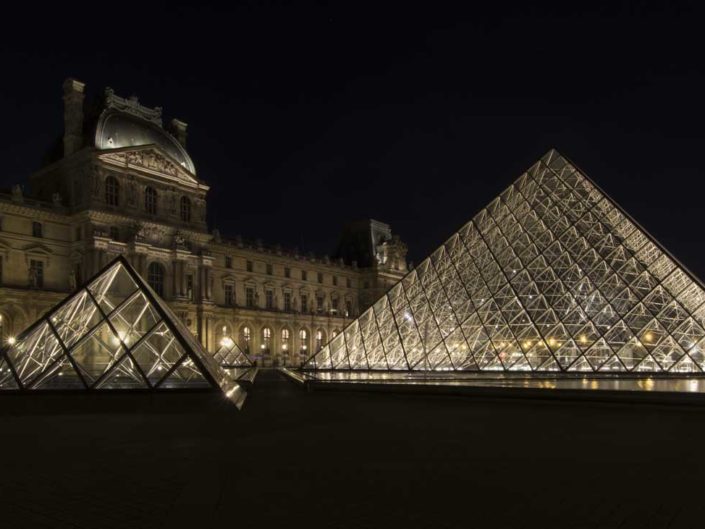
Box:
[94,111,196,175]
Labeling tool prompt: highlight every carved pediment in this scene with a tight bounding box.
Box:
[22,243,54,256]
[99,146,198,184]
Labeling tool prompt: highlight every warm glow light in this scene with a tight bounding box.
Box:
[283,344,288,350]
[548,337,556,347]
[579,335,587,345]
[7,336,16,345]
[220,336,234,348]
[644,331,653,343]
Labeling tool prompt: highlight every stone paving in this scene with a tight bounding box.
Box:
[1,370,704,528]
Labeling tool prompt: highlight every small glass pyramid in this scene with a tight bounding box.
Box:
[0,256,247,407]
[303,149,705,375]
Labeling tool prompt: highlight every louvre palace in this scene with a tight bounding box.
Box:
[0,79,408,367]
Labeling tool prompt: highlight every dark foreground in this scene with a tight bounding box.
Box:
[1,370,704,529]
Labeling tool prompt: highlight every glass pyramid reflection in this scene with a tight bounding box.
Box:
[303,149,705,374]
[0,256,247,407]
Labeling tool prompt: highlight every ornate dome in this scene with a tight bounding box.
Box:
[94,111,196,175]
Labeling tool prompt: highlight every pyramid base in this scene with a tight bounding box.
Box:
[284,369,705,404]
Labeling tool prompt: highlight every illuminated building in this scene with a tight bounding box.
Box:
[0,79,408,367]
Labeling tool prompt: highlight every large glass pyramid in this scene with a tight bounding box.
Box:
[0,256,248,407]
[303,149,705,375]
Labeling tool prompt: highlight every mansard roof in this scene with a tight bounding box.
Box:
[95,111,196,176]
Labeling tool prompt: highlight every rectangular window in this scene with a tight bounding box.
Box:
[30,259,44,289]
[284,292,291,312]
[246,287,255,307]
[301,294,308,313]
[266,289,274,309]
[332,298,339,312]
[317,272,323,284]
[284,267,290,278]
[246,260,253,272]
[225,256,232,268]
[346,277,352,288]
[316,296,324,312]
[346,300,352,317]
[186,274,194,301]
[75,227,82,241]
[301,270,307,281]
[109,226,119,241]
[266,263,273,275]
[224,284,234,306]
[333,276,338,286]
[32,222,43,238]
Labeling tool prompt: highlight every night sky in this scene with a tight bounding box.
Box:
[1,2,704,277]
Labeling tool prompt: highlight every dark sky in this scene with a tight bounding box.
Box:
[1,2,705,277]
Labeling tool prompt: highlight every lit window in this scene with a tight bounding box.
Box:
[32,222,43,238]
[315,330,324,352]
[299,329,308,355]
[105,176,119,206]
[262,327,272,352]
[180,196,191,222]
[281,328,290,351]
[147,262,165,297]
[241,326,251,353]
[145,187,158,214]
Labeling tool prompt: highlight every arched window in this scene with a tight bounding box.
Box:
[299,328,309,356]
[105,176,119,206]
[218,325,233,349]
[262,327,272,353]
[332,329,339,339]
[147,262,165,297]
[315,329,326,352]
[180,196,191,222]
[240,326,251,354]
[145,187,158,215]
[281,328,290,352]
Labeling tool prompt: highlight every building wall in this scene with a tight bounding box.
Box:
[0,81,408,366]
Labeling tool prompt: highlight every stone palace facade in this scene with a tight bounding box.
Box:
[0,79,408,366]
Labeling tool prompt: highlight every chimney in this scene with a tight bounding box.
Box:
[170,118,188,147]
[62,78,85,157]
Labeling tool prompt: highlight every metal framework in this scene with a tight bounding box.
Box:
[304,149,705,374]
[0,256,247,406]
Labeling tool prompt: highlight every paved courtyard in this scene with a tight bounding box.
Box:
[1,370,704,528]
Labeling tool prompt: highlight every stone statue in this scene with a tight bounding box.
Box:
[11,184,23,203]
